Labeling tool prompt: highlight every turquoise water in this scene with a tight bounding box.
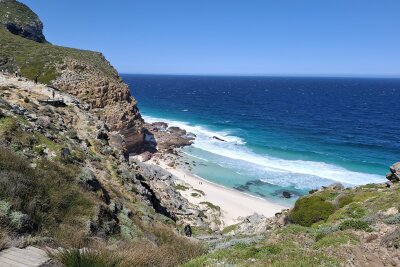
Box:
[123,74,400,204]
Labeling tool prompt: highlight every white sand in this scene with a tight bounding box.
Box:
[154,160,290,226]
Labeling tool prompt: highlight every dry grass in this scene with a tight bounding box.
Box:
[118,224,206,267]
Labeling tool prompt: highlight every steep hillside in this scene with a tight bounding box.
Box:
[0,0,144,152]
[0,73,208,266]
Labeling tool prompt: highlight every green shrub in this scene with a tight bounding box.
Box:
[200,202,221,211]
[173,184,189,191]
[221,224,238,234]
[339,220,373,232]
[315,225,339,241]
[338,193,354,208]
[289,195,336,226]
[384,214,400,225]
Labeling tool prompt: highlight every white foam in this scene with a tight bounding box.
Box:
[143,114,385,187]
[143,115,245,144]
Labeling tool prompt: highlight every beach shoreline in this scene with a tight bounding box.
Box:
[146,156,290,226]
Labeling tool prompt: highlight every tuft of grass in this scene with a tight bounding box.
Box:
[173,184,189,191]
[55,248,121,267]
[221,223,239,234]
[193,189,205,196]
[200,201,221,211]
[120,224,207,267]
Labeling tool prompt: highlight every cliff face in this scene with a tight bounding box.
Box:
[52,57,144,152]
[0,0,144,151]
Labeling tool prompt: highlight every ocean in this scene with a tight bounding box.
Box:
[122,74,400,205]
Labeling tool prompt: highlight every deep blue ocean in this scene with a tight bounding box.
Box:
[122,74,400,205]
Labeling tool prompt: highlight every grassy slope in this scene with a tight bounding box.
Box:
[0,27,116,84]
[185,184,400,266]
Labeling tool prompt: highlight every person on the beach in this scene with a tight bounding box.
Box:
[52,89,55,99]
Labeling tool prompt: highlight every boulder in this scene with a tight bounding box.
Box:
[282,191,292,198]
[386,162,400,183]
[135,151,152,162]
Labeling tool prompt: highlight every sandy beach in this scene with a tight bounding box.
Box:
[152,160,289,226]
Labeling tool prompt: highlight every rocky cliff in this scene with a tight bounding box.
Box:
[0,0,144,152]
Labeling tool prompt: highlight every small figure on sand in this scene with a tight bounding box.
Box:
[52,89,55,99]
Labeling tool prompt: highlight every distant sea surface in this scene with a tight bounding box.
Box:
[123,74,400,205]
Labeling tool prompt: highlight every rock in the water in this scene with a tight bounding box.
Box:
[212,136,226,142]
[282,191,292,198]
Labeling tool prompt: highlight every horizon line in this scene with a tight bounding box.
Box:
[119,72,400,79]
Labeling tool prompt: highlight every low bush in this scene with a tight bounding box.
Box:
[337,193,354,208]
[173,184,189,191]
[200,201,221,211]
[339,220,373,232]
[221,223,238,234]
[384,214,400,225]
[289,195,336,226]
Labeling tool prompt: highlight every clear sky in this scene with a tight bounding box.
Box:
[19,0,400,77]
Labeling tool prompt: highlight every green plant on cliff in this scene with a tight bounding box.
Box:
[289,195,336,226]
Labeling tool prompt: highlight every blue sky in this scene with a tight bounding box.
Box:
[20,0,400,76]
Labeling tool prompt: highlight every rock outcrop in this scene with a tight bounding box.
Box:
[0,0,46,43]
[386,162,400,183]
[52,57,144,152]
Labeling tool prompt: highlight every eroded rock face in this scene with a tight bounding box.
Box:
[53,58,145,152]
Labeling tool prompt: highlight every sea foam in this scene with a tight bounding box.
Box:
[143,115,385,188]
